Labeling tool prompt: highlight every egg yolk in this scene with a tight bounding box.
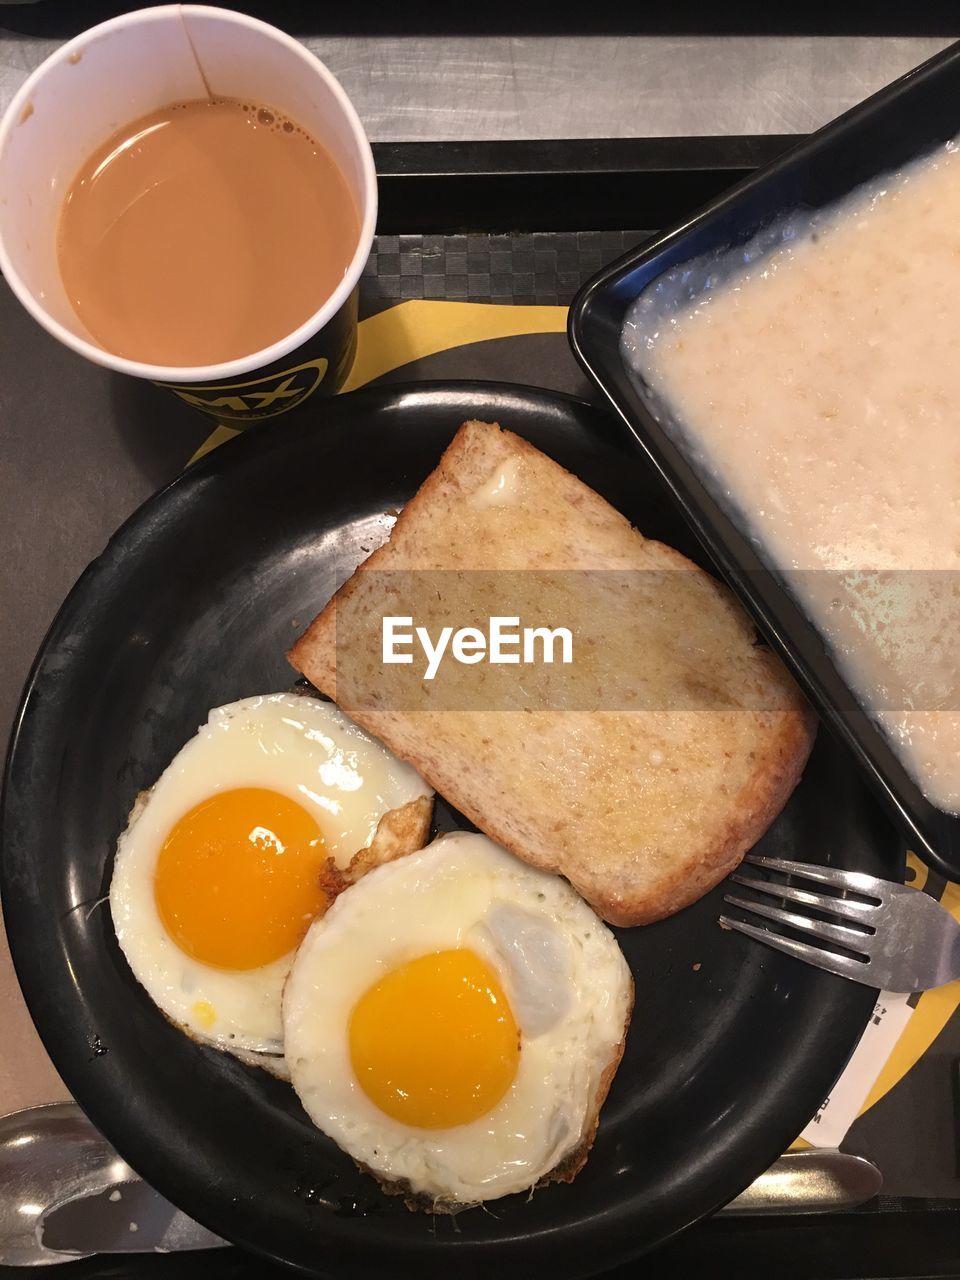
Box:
[348,949,520,1129]
[154,787,326,970]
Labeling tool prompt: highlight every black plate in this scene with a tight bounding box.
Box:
[569,41,960,883]
[2,383,893,1278]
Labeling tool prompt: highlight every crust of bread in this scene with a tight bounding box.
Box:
[289,421,816,927]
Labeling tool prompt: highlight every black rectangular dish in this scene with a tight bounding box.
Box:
[569,38,960,884]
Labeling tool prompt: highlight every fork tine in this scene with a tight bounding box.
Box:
[718,915,875,986]
[743,854,885,900]
[722,894,873,951]
[730,872,880,921]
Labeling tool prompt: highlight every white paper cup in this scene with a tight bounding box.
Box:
[0,5,377,423]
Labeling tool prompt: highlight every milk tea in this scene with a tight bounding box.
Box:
[58,98,359,367]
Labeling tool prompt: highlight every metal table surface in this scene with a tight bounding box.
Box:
[0,31,955,140]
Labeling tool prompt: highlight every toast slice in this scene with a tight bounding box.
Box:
[289,421,816,925]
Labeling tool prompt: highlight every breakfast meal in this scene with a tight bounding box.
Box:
[622,139,960,815]
[58,96,359,366]
[109,693,433,1067]
[284,831,633,1207]
[104,419,816,1207]
[289,419,816,926]
[17,6,960,1267]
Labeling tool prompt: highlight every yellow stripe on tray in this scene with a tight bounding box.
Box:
[790,858,960,1148]
[187,297,960,1134]
[860,873,960,1114]
[189,300,568,462]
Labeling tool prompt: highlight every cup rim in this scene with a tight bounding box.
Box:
[0,4,378,385]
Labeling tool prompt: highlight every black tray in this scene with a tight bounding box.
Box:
[1,134,958,1280]
[570,40,960,887]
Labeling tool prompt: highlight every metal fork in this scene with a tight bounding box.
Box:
[719,854,960,993]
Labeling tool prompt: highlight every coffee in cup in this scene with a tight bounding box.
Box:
[59,97,361,369]
[0,6,377,424]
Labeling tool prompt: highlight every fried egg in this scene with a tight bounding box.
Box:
[109,693,433,1059]
[283,832,633,1205]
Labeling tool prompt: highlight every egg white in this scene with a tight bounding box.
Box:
[109,692,432,1056]
[283,832,633,1204]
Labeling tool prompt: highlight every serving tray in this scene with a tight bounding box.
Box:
[0,133,957,1280]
